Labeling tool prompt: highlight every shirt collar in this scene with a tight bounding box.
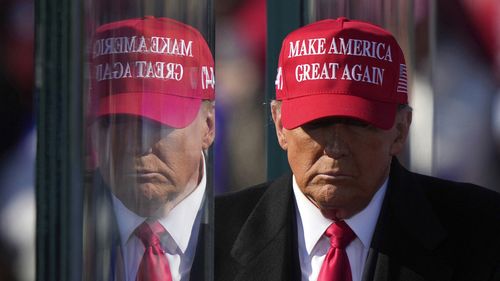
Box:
[292,175,388,254]
[112,151,207,254]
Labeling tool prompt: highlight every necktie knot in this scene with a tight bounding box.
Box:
[325,221,355,249]
[135,221,166,252]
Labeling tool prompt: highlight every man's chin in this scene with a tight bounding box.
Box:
[116,194,163,216]
[320,208,350,220]
[316,198,354,220]
[130,203,163,217]
[114,186,175,217]
[318,197,369,220]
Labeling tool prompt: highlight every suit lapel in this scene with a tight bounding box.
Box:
[191,194,210,281]
[230,175,301,281]
[190,222,208,281]
[363,159,453,281]
[106,187,126,281]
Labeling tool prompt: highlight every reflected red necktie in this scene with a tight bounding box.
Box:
[135,221,172,281]
[317,221,356,281]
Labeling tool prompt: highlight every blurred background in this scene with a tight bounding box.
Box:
[0,0,499,280]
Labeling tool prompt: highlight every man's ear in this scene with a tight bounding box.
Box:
[201,102,215,150]
[390,108,412,155]
[271,102,288,150]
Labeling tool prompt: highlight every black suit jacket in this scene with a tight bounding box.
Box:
[83,172,210,281]
[215,159,500,281]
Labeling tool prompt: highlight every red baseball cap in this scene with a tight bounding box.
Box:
[90,16,215,128]
[275,17,408,130]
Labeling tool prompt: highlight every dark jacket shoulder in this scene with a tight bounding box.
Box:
[384,161,500,280]
[214,175,298,281]
[215,174,290,248]
[402,166,500,225]
[418,171,500,210]
[216,181,270,220]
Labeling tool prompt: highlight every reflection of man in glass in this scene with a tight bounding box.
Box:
[86,17,215,281]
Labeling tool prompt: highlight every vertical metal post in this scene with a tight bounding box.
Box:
[35,0,83,279]
[266,0,303,180]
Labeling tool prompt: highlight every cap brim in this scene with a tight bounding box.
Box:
[280,93,398,130]
[97,92,202,128]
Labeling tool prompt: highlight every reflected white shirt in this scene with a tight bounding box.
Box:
[112,153,207,281]
[293,175,387,281]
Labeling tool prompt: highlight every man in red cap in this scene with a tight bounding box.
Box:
[215,18,500,281]
[85,17,215,281]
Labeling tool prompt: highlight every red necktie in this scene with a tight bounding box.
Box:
[135,221,173,281]
[317,221,356,281]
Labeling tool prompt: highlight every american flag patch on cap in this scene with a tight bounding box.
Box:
[397,64,408,94]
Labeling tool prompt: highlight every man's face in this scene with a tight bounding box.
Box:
[95,103,215,217]
[273,104,411,220]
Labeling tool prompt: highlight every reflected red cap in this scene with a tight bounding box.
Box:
[90,16,215,128]
[275,17,408,130]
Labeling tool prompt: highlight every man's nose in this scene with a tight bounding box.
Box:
[135,132,155,155]
[324,125,349,158]
[123,124,153,156]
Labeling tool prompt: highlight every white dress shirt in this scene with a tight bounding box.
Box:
[112,152,207,281]
[293,175,387,281]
